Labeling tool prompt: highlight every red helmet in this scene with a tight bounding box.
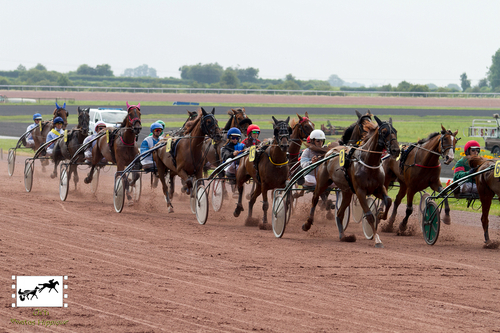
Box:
[247,124,260,136]
[464,140,480,154]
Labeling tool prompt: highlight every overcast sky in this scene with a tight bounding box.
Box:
[1,0,499,87]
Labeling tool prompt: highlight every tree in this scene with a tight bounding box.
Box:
[460,72,471,91]
[180,63,223,84]
[397,81,412,91]
[34,63,47,71]
[487,48,500,90]
[76,64,96,75]
[220,68,240,88]
[233,67,259,83]
[328,74,344,87]
[17,64,26,71]
[57,74,72,86]
[447,83,461,91]
[95,64,114,76]
[478,78,489,88]
[283,74,301,90]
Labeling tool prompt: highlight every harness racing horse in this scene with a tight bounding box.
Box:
[31,102,69,151]
[154,107,221,213]
[50,107,90,189]
[382,125,458,233]
[84,102,142,201]
[288,112,315,166]
[303,116,400,247]
[233,116,291,229]
[165,110,198,137]
[467,156,500,248]
[223,108,253,136]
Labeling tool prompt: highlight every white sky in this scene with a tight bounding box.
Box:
[1,0,499,87]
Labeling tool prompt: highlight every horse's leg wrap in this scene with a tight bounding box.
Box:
[336,216,344,239]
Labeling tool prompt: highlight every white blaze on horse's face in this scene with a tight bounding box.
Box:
[444,143,455,165]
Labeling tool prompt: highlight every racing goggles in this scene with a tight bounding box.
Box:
[230,136,240,140]
[469,148,480,153]
[251,131,260,134]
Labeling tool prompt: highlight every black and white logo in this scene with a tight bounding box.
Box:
[12,276,68,307]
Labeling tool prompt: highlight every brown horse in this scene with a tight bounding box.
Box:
[223,108,252,136]
[467,156,500,247]
[50,107,90,189]
[165,110,198,137]
[382,125,458,233]
[83,102,142,200]
[30,103,69,152]
[288,112,315,165]
[154,107,221,213]
[303,116,400,247]
[233,116,291,229]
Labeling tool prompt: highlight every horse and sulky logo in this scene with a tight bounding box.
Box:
[12,275,68,307]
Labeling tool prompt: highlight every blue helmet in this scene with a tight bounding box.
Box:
[53,116,64,124]
[227,127,242,139]
[33,113,42,121]
[150,122,163,133]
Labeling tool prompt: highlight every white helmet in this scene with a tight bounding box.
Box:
[310,129,326,140]
[94,121,106,133]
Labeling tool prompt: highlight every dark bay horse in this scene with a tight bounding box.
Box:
[304,116,400,247]
[84,102,142,200]
[233,116,291,229]
[223,107,252,136]
[288,112,315,165]
[467,156,500,248]
[50,107,90,189]
[154,107,221,213]
[382,125,458,233]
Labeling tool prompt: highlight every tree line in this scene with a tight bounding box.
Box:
[1,48,500,93]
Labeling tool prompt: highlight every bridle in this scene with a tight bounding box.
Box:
[201,113,219,138]
[274,121,290,151]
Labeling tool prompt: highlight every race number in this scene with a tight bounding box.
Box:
[64,130,67,142]
[396,145,402,161]
[166,138,173,153]
[212,139,216,146]
[249,146,256,162]
[39,123,42,132]
[106,130,109,143]
[495,161,500,178]
[339,149,345,167]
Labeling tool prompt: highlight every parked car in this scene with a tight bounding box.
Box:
[89,108,128,134]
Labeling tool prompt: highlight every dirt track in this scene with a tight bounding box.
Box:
[1,155,500,332]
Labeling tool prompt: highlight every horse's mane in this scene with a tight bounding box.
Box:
[341,116,376,144]
[120,115,128,128]
[469,156,494,168]
[223,115,234,131]
[290,117,298,129]
[417,132,439,144]
[183,110,202,135]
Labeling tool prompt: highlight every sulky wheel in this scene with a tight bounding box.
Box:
[335,191,351,231]
[24,160,34,193]
[422,199,440,245]
[59,166,69,201]
[418,192,430,233]
[272,193,288,238]
[113,176,125,213]
[8,148,16,177]
[195,185,209,225]
[91,168,100,194]
[362,197,378,240]
[211,179,224,212]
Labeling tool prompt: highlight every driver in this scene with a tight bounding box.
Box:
[25,113,43,148]
[83,121,107,163]
[453,140,480,194]
[140,123,163,170]
[45,117,65,156]
[300,129,326,187]
[221,127,245,178]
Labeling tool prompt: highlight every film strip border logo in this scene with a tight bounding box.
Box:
[12,276,68,308]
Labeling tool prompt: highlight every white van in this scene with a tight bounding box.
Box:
[89,108,128,134]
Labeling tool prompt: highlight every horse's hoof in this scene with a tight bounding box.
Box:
[375,243,384,248]
[398,222,408,232]
[340,234,357,242]
[244,217,259,227]
[302,223,311,232]
[442,214,451,225]
[84,178,91,184]
[259,222,272,230]
[127,200,134,207]
[50,173,56,179]
[326,211,334,220]
[168,206,174,213]
[380,223,393,233]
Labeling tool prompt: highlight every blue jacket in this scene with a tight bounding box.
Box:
[46,128,64,149]
[221,141,245,163]
[140,136,160,166]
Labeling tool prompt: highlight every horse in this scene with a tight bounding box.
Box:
[164,110,198,137]
[84,102,142,201]
[223,107,253,136]
[38,279,59,293]
[154,107,221,213]
[467,156,500,248]
[50,107,90,189]
[18,287,39,301]
[31,102,69,151]
[382,125,458,233]
[303,116,400,247]
[233,116,291,229]
[288,112,315,166]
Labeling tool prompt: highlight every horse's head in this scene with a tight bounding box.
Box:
[374,116,400,158]
[201,107,220,139]
[187,110,198,121]
[77,107,90,136]
[228,108,252,136]
[440,124,459,165]
[125,101,142,135]
[294,112,315,139]
[54,102,69,129]
[272,116,291,152]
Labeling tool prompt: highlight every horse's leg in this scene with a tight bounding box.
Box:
[50,147,59,179]
[385,183,406,232]
[374,185,392,221]
[84,144,102,184]
[246,183,262,224]
[335,191,353,239]
[398,188,416,232]
[433,184,451,225]
[259,187,271,229]
[71,164,78,190]
[358,191,383,247]
[303,172,331,231]
[233,173,247,217]
[157,160,174,213]
[481,197,492,244]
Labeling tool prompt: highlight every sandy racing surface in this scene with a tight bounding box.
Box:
[1,154,500,332]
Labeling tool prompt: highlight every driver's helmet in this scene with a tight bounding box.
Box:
[155,120,165,129]
[309,129,326,141]
[247,124,260,136]
[53,117,64,125]
[33,113,42,121]
[227,127,242,139]
[94,121,106,133]
[150,122,163,133]
[464,140,481,155]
